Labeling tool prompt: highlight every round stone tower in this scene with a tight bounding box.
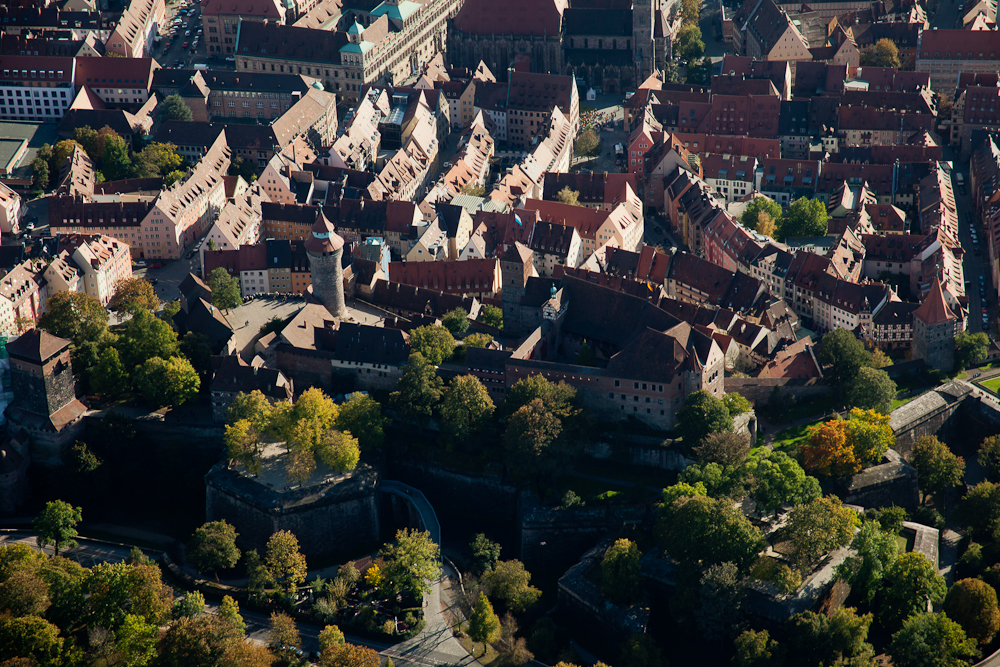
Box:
[305,209,347,318]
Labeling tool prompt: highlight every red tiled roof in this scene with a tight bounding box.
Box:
[919,29,1000,60]
[913,277,957,325]
[454,0,565,37]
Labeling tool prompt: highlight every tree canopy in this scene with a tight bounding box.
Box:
[744,449,821,516]
[889,612,978,667]
[848,367,897,414]
[658,495,765,572]
[33,500,82,557]
[440,375,494,444]
[188,521,241,580]
[955,331,989,371]
[676,390,733,447]
[207,268,241,312]
[160,94,194,122]
[880,552,947,632]
[379,529,441,597]
[943,578,1000,645]
[482,560,542,613]
[780,196,829,239]
[676,24,705,61]
[860,38,902,68]
[836,520,897,604]
[390,352,444,425]
[600,538,642,605]
[819,328,871,389]
[38,291,109,345]
[911,435,965,504]
[441,308,469,337]
[740,197,782,231]
[785,495,857,572]
[108,277,160,315]
[335,392,388,451]
[408,325,456,365]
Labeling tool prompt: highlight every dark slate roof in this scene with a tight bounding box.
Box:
[562,8,632,36]
[331,322,408,366]
[236,20,348,63]
[560,274,682,348]
[210,354,292,400]
[7,329,69,363]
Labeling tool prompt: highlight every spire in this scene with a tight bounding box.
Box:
[913,277,957,326]
[304,209,344,254]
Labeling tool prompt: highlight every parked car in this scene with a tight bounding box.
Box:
[182,42,188,49]
[149,262,164,269]
[134,260,147,268]
[25,221,34,231]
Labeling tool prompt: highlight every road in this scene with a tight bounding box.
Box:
[951,163,991,334]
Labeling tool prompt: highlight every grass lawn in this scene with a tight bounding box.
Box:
[771,422,818,456]
[981,376,1000,395]
[457,630,500,665]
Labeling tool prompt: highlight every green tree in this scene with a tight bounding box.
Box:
[102,134,132,181]
[164,170,185,187]
[156,614,244,667]
[959,481,1000,540]
[618,634,663,667]
[880,552,947,632]
[336,392,388,450]
[442,308,470,336]
[860,38,901,68]
[574,340,598,367]
[115,613,159,667]
[676,23,705,61]
[661,481,707,506]
[501,375,577,420]
[819,328,871,389]
[469,533,502,575]
[741,196,783,231]
[677,390,733,447]
[160,94,194,122]
[503,398,563,479]
[115,307,178,370]
[409,325,455,365]
[91,346,129,398]
[836,520,898,604]
[786,607,875,667]
[889,612,978,667]
[979,435,1000,482]
[73,126,99,160]
[319,624,346,652]
[600,538,642,605]
[657,495,765,572]
[218,595,246,636]
[108,277,160,314]
[467,593,501,655]
[224,419,265,476]
[31,157,49,193]
[465,332,494,348]
[265,530,308,594]
[269,611,301,652]
[745,449,821,517]
[226,390,275,432]
[172,591,206,619]
[911,435,965,505]
[390,352,444,424]
[574,129,599,157]
[441,375,494,444]
[188,521,241,581]
[955,331,989,370]
[785,496,856,572]
[685,56,712,85]
[848,367,897,414]
[734,629,781,667]
[693,431,750,467]
[134,355,200,407]
[37,290,108,345]
[86,561,173,629]
[49,139,80,175]
[724,392,753,416]
[845,407,895,466]
[482,560,541,613]
[0,570,50,617]
[380,528,440,597]
[33,500,81,557]
[179,331,213,387]
[556,186,580,206]
[133,142,182,179]
[480,304,503,328]
[697,561,746,641]
[207,268,242,312]
[780,196,829,239]
[943,578,1000,645]
[682,0,701,24]
[0,615,63,666]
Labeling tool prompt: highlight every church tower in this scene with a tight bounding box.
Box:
[632,0,655,80]
[911,277,959,373]
[500,242,535,337]
[305,209,347,318]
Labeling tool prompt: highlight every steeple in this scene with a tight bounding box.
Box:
[304,209,345,255]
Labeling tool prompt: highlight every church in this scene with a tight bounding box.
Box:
[448,0,682,94]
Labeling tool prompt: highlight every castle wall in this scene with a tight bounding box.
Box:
[385,459,521,526]
[205,463,380,557]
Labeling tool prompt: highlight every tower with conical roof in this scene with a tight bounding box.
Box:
[911,277,959,373]
[305,209,347,318]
